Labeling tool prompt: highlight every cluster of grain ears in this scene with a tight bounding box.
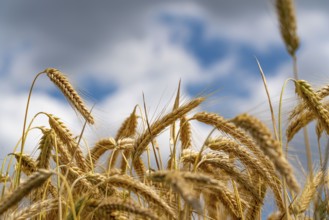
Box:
[1,0,328,219]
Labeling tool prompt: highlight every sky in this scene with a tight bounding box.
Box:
[1,0,329,199]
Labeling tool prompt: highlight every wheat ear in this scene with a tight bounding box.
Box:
[180,116,192,150]
[181,149,261,203]
[149,171,201,211]
[295,80,329,134]
[109,106,138,169]
[231,113,300,192]
[276,0,299,56]
[246,181,267,220]
[181,171,249,218]
[89,137,116,166]
[133,97,204,159]
[192,112,275,173]
[48,114,89,171]
[85,199,159,220]
[206,137,284,211]
[11,153,37,176]
[92,174,176,219]
[37,129,55,169]
[45,68,94,124]
[291,171,324,214]
[289,84,329,121]
[0,169,52,215]
[7,199,59,220]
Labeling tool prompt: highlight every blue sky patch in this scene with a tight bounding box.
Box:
[158,13,228,68]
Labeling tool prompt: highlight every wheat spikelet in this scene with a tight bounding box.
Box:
[48,114,89,171]
[180,116,192,150]
[291,171,324,214]
[37,129,55,169]
[11,153,37,176]
[231,113,300,192]
[45,68,94,124]
[133,97,204,160]
[133,157,146,181]
[295,80,329,134]
[0,169,52,215]
[85,199,159,220]
[276,0,299,56]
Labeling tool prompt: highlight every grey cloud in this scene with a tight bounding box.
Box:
[0,0,328,90]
